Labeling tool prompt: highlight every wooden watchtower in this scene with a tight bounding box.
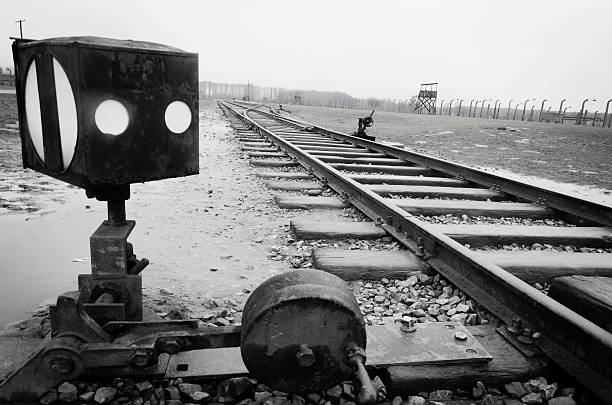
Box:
[414,82,438,114]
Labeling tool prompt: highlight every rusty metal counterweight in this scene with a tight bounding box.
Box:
[241,270,366,393]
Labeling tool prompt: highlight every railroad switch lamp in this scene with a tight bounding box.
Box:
[11,36,199,324]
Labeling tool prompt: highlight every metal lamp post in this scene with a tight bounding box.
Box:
[506,99,513,120]
[473,100,480,117]
[479,98,488,118]
[457,99,464,117]
[562,106,572,123]
[493,100,500,119]
[578,99,594,125]
[557,99,566,123]
[469,100,475,117]
[521,98,535,121]
[439,99,445,115]
[603,99,612,128]
[538,99,548,122]
[513,103,520,120]
[448,99,454,116]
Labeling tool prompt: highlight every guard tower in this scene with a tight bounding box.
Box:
[414,82,438,114]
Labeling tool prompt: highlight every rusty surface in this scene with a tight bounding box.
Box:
[241,269,366,393]
[12,36,199,190]
[366,321,492,366]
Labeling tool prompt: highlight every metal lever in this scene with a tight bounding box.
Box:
[346,343,377,405]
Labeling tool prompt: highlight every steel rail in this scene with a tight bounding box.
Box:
[235,103,612,227]
[220,101,612,402]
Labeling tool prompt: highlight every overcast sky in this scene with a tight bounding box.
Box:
[2,0,611,111]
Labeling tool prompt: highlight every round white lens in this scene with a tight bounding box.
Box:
[24,60,44,162]
[165,101,192,134]
[95,99,129,136]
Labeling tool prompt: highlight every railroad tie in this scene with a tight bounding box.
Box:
[311,248,430,280]
[266,181,322,192]
[290,219,387,240]
[256,171,313,180]
[250,158,298,167]
[388,198,554,219]
[335,165,433,175]
[352,174,465,186]
[478,250,612,284]
[274,195,349,209]
[368,185,504,200]
[431,224,612,248]
[247,151,287,158]
[548,276,612,333]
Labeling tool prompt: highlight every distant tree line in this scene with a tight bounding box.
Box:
[200,80,417,113]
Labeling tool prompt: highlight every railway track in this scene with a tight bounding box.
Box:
[219,100,612,402]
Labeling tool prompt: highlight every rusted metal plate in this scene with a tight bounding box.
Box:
[0,337,45,382]
[366,321,492,366]
[165,348,248,379]
[165,322,490,379]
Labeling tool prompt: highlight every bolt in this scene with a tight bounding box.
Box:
[454,331,468,341]
[49,355,75,375]
[296,344,315,367]
[400,319,417,333]
[130,349,150,368]
[532,332,542,340]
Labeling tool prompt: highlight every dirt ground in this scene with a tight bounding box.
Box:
[282,104,612,195]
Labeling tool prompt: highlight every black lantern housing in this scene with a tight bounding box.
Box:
[12,36,199,191]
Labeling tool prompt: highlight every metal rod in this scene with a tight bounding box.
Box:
[558,99,566,123]
[506,99,513,120]
[15,19,25,38]
[578,99,592,125]
[457,100,463,117]
[539,99,547,122]
[107,200,127,226]
[513,103,520,120]
[602,99,612,128]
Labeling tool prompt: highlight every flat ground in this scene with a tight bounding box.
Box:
[283,104,612,193]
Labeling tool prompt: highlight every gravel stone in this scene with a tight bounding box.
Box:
[429,390,452,401]
[57,382,78,403]
[136,381,154,392]
[521,392,543,404]
[505,382,530,398]
[325,385,343,398]
[79,392,95,402]
[94,387,117,404]
[406,396,427,405]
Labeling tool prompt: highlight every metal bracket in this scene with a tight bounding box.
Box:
[0,293,241,403]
